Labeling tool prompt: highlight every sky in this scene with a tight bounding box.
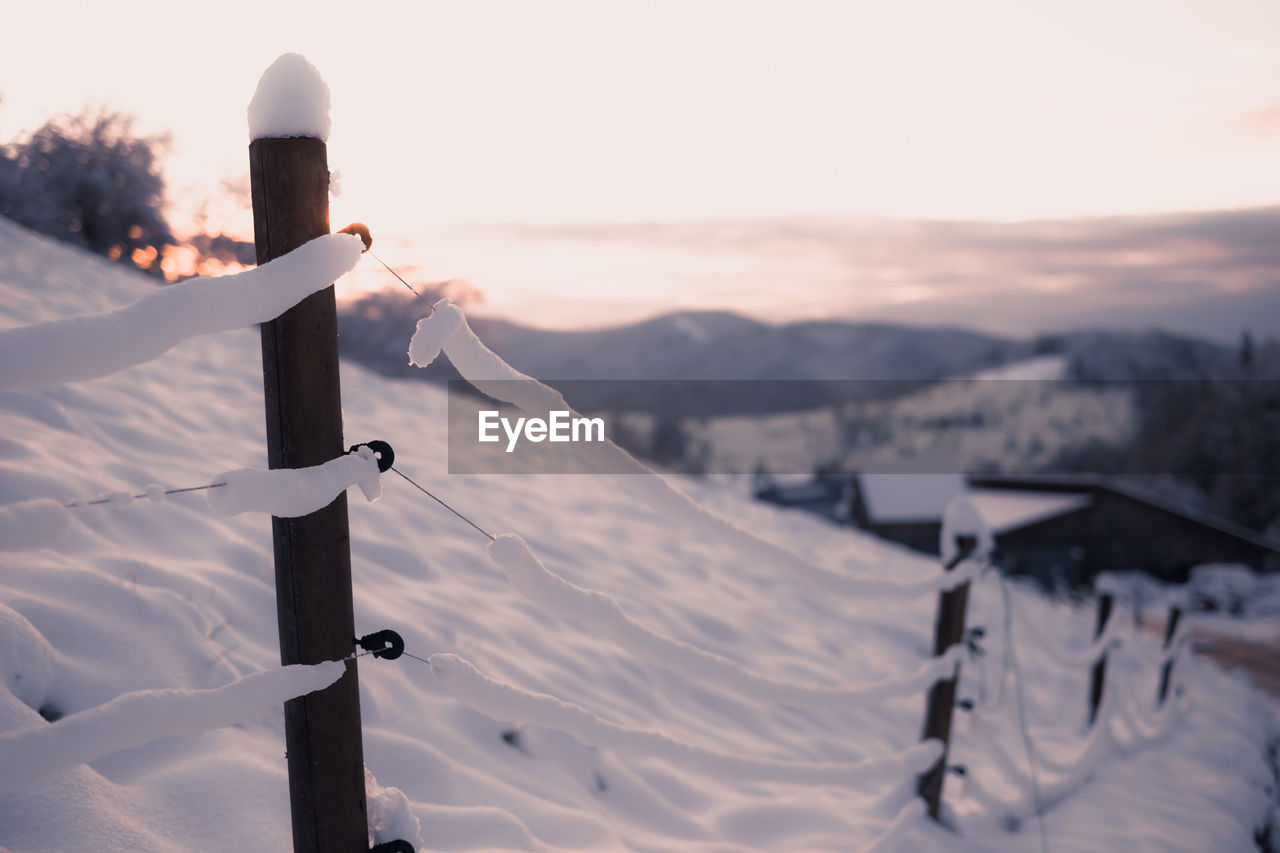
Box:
[1,0,1279,337]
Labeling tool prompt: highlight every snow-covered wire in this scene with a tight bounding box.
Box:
[207,445,382,516]
[427,652,943,789]
[389,466,494,540]
[961,625,1188,829]
[956,576,1176,842]
[1108,661,1184,745]
[852,798,926,853]
[408,297,982,603]
[1009,592,1123,670]
[0,661,346,795]
[486,533,963,708]
[958,567,1011,713]
[1001,575,1051,853]
[821,555,985,599]
[370,249,434,312]
[964,684,1175,825]
[965,703,1113,824]
[1156,619,1194,667]
[978,701,1109,780]
[66,482,228,507]
[0,232,363,392]
[0,448,385,553]
[960,769,1022,820]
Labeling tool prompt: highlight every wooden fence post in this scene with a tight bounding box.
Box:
[1157,605,1183,707]
[250,134,368,850]
[1087,593,1113,728]
[917,533,976,821]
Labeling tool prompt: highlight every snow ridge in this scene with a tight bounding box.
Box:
[487,533,962,707]
[428,652,943,788]
[0,499,71,552]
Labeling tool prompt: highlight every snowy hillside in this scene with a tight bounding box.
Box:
[337,289,1025,417]
[0,215,1276,852]
[686,356,1132,477]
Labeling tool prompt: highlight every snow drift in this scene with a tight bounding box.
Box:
[0,662,345,796]
[0,215,1275,852]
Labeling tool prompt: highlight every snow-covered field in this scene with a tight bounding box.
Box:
[1,216,1277,852]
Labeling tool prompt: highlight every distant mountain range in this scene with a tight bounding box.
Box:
[336,288,1234,417]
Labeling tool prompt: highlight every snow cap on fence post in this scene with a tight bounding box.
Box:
[940,495,993,565]
[248,53,332,141]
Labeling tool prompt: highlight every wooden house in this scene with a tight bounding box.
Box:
[840,472,1280,587]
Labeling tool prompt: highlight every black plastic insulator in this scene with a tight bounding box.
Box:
[957,698,975,712]
[370,841,414,853]
[969,626,986,640]
[948,764,967,777]
[349,440,395,473]
[356,629,405,660]
[339,222,373,252]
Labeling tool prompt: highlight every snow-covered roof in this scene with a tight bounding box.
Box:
[855,473,967,523]
[966,488,1091,534]
[855,473,1090,532]
[970,473,1280,551]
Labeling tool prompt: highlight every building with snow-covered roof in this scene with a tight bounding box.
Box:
[845,473,1092,563]
[827,471,1280,587]
[968,473,1280,586]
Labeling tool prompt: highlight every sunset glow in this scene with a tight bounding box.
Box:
[1,0,1277,335]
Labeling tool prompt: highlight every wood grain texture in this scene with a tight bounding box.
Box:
[250,136,369,853]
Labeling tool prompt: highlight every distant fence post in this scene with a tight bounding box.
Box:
[1157,605,1183,707]
[1087,593,1114,728]
[249,121,368,848]
[917,533,976,821]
